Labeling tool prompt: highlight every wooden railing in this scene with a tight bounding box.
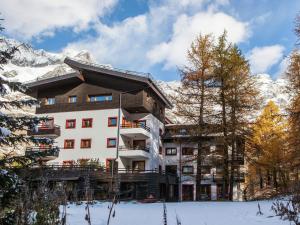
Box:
[121,123,150,132]
[28,125,61,136]
[25,146,60,158]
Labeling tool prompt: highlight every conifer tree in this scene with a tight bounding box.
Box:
[172,34,215,200]
[212,32,259,199]
[212,32,232,199]
[225,45,259,200]
[247,101,289,195]
[0,21,51,224]
[286,51,300,169]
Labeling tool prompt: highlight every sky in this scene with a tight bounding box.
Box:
[0,0,299,81]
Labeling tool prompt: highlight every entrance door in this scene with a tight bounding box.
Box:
[182,184,194,201]
[200,184,211,200]
[132,161,145,171]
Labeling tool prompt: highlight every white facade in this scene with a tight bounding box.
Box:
[162,142,244,201]
[42,108,164,171]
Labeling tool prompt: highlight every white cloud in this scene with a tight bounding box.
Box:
[64,0,250,74]
[0,0,117,39]
[147,11,249,69]
[248,45,285,74]
[64,15,149,70]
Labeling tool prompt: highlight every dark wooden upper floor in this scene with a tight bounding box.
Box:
[25,58,172,122]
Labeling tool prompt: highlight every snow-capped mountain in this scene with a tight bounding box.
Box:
[159,74,290,114]
[0,37,290,115]
[0,37,94,83]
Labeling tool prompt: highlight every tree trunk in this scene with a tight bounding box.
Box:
[196,74,205,201]
[220,78,229,200]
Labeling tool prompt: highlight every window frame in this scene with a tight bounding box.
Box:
[82,118,93,128]
[88,94,112,102]
[45,97,55,105]
[64,139,75,149]
[165,147,177,156]
[80,139,92,149]
[182,147,194,156]
[182,166,194,174]
[68,95,77,103]
[108,117,118,127]
[107,138,117,148]
[65,119,76,129]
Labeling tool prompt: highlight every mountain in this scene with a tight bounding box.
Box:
[159,74,290,117]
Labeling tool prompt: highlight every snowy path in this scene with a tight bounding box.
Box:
[64,201,289,225]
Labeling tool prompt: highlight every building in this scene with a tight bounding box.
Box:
[162,124,245,201]
[24,58,245,201]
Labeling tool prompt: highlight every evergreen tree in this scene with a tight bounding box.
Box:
[0,21,51,224]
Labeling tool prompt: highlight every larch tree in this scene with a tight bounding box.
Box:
[225,45,260,200]
[172,34,215,200]
[247,101,289,195]
[285,51,300,183]
[212,32,232,199]
[212,32,260,200]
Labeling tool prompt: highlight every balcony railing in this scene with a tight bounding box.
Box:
[25,146,60,159]
[119,145,150,152]
[28,125,61,137]
[121,123,150,132]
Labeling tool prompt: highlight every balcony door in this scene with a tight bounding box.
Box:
[132,160,145,171]
[133,140,146,150]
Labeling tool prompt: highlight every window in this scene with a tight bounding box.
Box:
[81,139,91,148]
[166,148,177,156]
[108,117,117,127]
[88,94,112,102]
[68,96,77,103]
[66,119,76,129]
[179,128,187,135]
[82,118,93,128]
[63,160,75,166]
[64,139,75,149]
[132,161,145,171]
[45,97,55,105]
[182,147,194,155]
[182,166,194,174]
[107,138,117,148]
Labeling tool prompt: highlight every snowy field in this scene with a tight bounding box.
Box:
[63,201,289,225]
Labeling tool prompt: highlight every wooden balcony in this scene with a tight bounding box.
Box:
[28,125,61,137]
[25,146,60,161]
[18,166,177,185]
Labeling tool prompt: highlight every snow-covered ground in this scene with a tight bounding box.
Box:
[63,201,288,225]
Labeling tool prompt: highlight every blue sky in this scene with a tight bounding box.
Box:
[1,0,300,81]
